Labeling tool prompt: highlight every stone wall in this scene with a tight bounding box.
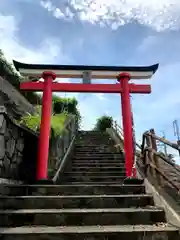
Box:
[0,76,35,119]
[48,115,77,178]
[0,76,78,183]
[0,106,38,183]
[0,106,77,182]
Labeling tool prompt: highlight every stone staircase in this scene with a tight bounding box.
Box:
[0,130,179,239]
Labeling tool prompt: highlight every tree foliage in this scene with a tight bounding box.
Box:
[94,115,113,132]
[19,107,69,139]
[19,94,81,137]
[52,95,81,127]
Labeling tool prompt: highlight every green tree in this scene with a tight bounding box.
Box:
[52,95,81,128]
[94,115,113,132]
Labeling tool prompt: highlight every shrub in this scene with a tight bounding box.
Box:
[52,95,81,128]
[19,105,68,138]
[94,115,113,132]
[19,93,81,138]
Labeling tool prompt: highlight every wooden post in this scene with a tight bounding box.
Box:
[150,129,163,186]
[145,133,157,179]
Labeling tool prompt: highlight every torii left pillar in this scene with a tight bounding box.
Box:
[36,71,56,182]
[118,73,135,178]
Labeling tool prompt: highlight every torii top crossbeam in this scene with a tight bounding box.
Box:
[13,60,158,182]
[13,60,158,80]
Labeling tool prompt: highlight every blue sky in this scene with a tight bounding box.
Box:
[1,0,180,161]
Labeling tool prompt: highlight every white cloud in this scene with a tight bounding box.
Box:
[93,93,107,100]
[137,35,158,52]
[0,14,68,65]
[40,0,180,31]
[78,100,98,130]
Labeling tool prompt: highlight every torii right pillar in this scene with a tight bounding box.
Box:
[118,73,135,178]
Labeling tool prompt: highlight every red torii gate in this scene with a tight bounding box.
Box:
[13,60,158,182]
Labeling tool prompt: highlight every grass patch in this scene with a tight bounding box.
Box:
[19,107,68,138]
[51,113,69,137]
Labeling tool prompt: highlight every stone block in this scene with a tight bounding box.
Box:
[16,138,24,152]
[3,155,11,172]
[12,151,23,164]
[0,135,5,159]
[0,114,6,134]
[6,137,16,158]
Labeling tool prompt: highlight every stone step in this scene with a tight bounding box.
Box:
[71,160,125,164]
[63,172,126,177]
[65,181,126,184]
[76,136,111,140]
[71,162,125,167]
[75,144,114,147]
[74,152,123,156]
[76,135,111,138]
[77,136,110,138]
[77,134,112,136]
[0,225,178,239]
[77,135,110,138]
[71,165,125,169]
[0,184,145,196]
[74,150,115,153]
[74,150,116,154]
[75,141,113,144]
[77,133,110,136]
[75,144,112,147]
[71,162,125,166]
[73,155,124,158]
[76,140,113,142]
[0,208,166,227]
[74,148,118,151]
[71,167,126,172]
[63,175,126,182]
[78,131,109,134]
[74,153,124,159]
[74,146,113,149]
[75,140,115,148]
[73,156,124,161]
[0,194,154,209]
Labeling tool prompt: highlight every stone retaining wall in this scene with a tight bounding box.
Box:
[0,76,35,119]
[0,106,38,183]
[48,115,77,178]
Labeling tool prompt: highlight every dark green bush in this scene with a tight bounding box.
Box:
[52,96,77,114]
[52,95,81,127]
[94,115,113,132]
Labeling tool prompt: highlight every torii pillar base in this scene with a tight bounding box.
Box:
[34,179,54,185]
[123,178,144,185]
